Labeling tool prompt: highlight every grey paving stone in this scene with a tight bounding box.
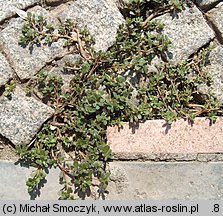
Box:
[55,0,124,51]
[2,160,223,200]
[0,0,40,23]
[0,161,61,200]
[0,6,69,80]
[203,45,223,102]
[0,52,13,87]
[154,5,215,64]
[0,161,33,200]
[107,162,223,200]
[207,3,223,42]
[49,54,80,91]
[0,86,54,146]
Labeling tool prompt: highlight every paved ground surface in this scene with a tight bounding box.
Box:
[0,160,61,200]
[107,162,223,200]
[1,160,223,200]
[0,0,223,200]
[0,0,223,148]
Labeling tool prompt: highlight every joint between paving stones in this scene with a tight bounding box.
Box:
[205,15,223,44]
[187,3,223,46]
[1,0,223,200]
[1,0,223,149]
[43,0,73,7]
[195,0,223,12]
[0,48,22,85]
[111,153,223,162]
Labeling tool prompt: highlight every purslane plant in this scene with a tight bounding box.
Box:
[15,0,222,199]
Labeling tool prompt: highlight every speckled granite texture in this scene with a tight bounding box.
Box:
[0,87,54,145]
[0,0,223,201]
